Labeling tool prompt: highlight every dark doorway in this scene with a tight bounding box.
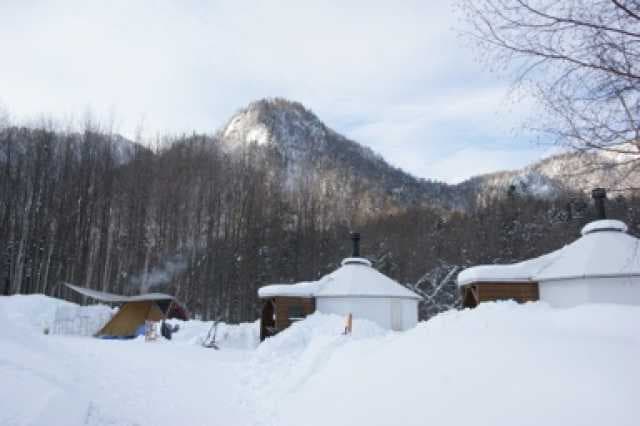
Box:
[260,299,276,341]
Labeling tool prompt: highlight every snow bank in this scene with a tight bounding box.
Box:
[0,294,114,337]
[170,318,259,350]
[0,294,75,333]
[255,312,387,361]
[260,302,640,426]
[0,295,254,426]
[0,294,259,348]
[2,294,639,426]
[245,313,389,423]
[51,304,113,336]
[0,295,87,425]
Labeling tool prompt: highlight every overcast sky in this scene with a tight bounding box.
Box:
[0,0,552,183]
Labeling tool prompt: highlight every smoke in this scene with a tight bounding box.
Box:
[129,255,187,293]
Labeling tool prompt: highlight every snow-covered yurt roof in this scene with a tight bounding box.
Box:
[457,219,640,286]
[456,251,560,286]
[257,281,319,298]
[258,257,421,300]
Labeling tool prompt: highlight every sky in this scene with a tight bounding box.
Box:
[0,0,553,183]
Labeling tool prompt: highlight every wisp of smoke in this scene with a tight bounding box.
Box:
[129,255,187,293]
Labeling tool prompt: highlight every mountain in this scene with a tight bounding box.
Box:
[217,98,640,215]
[459,147,640,206]
[5,98,640,322]
[5,97,635,216]
[218,98,462,216]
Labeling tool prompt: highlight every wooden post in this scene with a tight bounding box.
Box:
[343,313,352,335]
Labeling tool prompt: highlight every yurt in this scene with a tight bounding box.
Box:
[458,191,640,308]
[258,233,421,340]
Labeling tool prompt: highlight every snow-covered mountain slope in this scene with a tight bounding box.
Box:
[221,98,374,160]
[219,98,640,213]
[2,294,638,426]
[109,133,140,165]
[6,97,638,213]
[458,147,640,206]
[218,99,462,212]
[532,148,640,193]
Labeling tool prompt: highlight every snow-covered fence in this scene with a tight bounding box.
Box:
[52,304,113,336]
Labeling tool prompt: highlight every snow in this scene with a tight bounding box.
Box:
[259,257,421,300]
[0,295,257,426]
[51,303,113,336]
[2,294,77,331]
[246,313,388,424]
[170,318,260,350]
[2,294,639,426]
[535,225,640,281]
[458,219,640,285]
[222,106,272,146]
[258,281,319,298]
[64,282,176,303]
[580,219,628,235]
[315,259,421,299]
[340,257,372,266]
[457,251,560,286]
[273,302,640,426]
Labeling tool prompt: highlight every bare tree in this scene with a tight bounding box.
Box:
[459,0,640,157]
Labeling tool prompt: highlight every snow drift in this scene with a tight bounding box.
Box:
[261,302,640,426]
[1,295,639,426]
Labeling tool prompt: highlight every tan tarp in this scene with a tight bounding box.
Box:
[97,301,164,337]
[63,282,174,303]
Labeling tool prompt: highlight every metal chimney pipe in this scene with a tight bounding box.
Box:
[350,232,361,257]
[592,188,607,219]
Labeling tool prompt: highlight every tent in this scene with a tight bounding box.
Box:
[457,219,640,308]
[64,283,188,338]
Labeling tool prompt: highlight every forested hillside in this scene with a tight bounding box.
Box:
[3,101,640,322]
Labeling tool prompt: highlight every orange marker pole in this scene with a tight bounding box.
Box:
[344,312,352,335]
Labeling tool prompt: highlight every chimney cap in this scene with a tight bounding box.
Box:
[341,257,372,267]
[581,219,627,235]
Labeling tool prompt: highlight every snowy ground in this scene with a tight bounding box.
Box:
[1,295,639,426]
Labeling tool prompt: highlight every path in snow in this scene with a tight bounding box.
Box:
[3,295,640,426]
[4,336,254,425]
[1,296,254,426]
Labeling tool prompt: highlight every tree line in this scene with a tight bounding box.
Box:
[3,123,639,321]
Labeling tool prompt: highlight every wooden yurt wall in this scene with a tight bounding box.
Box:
[260,296,316,341]
[274,296,315,330]
[462,283,539,308]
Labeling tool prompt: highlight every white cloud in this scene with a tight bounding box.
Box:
[0,0,543,181]
[342,86,541,181]
[427,147,547,184]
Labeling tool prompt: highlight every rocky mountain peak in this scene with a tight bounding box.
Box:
[217,98,449,212]
[221,98,329,150]
[217,98,640,213]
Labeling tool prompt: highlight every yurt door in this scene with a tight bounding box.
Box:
[390,300,402,331]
